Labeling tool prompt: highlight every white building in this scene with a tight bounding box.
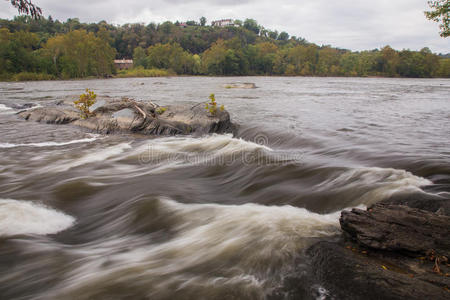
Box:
[211,19,234,27]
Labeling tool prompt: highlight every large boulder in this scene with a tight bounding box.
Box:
[305,203,450,299]
[340,203,450,256]
[18,98,234,136]
[307,241,449,300]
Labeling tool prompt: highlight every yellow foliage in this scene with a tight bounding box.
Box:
[74,88,97,119]
[205,93,225,116]
[156,107,167,114]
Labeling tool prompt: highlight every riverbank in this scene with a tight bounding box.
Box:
[2,71,450,82]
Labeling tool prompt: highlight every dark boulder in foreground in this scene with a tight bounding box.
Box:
[306,201,450,300]
[18,98,234,136]
[340,203,450,257]
[308,240,449,300]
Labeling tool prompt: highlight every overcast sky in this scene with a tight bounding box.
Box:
[1,0,449,53]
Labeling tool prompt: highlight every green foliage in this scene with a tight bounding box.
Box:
[116,66,173,78]
[425,0,450,37]
[0,16,448,80]
[44,29,116,78]
[146,43,197,74]
[436,58,450,77]
[201,39,247,75]
[133,46,147,68]
[243,19,260,35]
[278,31,289,41]
[74,88,97,119]
[13,72,55,81]
[204,93,225,116]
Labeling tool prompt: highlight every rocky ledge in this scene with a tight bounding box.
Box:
[306,199,450,300]
[18,97,234,136]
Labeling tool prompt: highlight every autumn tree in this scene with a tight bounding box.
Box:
[0,16,447,79]
[201,39,229,75]
[380,46,400,76]
[146,43,196,74]
[44,30,116,78]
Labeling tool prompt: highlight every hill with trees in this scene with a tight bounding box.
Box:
[0,16,449,80]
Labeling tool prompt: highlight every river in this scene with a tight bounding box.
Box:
[0,77,449,299]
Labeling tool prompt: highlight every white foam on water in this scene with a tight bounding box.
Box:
[133,134,273,174]
[0,135,100,148]
[0,199,75,236]
[0,104,14,114]
[49,142,132,172]
[41,198,345,299]
[316,166,432,205]
[139,133,272,156]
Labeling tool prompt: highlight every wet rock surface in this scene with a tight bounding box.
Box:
[306,199,450,300]
[308,240,449,300]
[340,203,450,256]
[18,97,234,136]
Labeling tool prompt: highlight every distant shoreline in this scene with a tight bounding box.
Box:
[2,74,450,83]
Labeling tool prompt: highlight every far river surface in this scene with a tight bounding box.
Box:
[0,77,449,299]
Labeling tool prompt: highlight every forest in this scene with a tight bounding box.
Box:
[0,16,449,80]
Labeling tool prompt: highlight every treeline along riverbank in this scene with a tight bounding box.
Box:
[1,16,449,81]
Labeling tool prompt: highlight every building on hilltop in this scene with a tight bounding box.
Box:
[211,19,234,27]
[114,59,133,70]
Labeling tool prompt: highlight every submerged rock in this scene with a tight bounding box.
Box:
[18,98,234,136]
[11,103,35,110]
[223,82,257,89]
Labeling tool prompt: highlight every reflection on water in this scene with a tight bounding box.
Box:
[0,77,449,299]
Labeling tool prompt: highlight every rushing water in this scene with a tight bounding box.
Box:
[0,77,449,299]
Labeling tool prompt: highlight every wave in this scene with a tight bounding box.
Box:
[133,133,283,173]
[48,142,132,172]
[34,197,346,299]
[0,103,43,115]
[0,199,75,236]
[0,104,14,114]
[138,133,272,156]
[0,135,100,149]
[44,134,266,175]
[314,167,432,206]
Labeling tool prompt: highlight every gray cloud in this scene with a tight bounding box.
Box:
[0,0,449,53]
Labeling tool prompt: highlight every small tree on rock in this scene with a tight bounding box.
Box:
[74,89,97,119]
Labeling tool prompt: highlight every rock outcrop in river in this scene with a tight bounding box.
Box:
[306,199,450,300]
[18,97,233,136]
[223,82,257,89]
